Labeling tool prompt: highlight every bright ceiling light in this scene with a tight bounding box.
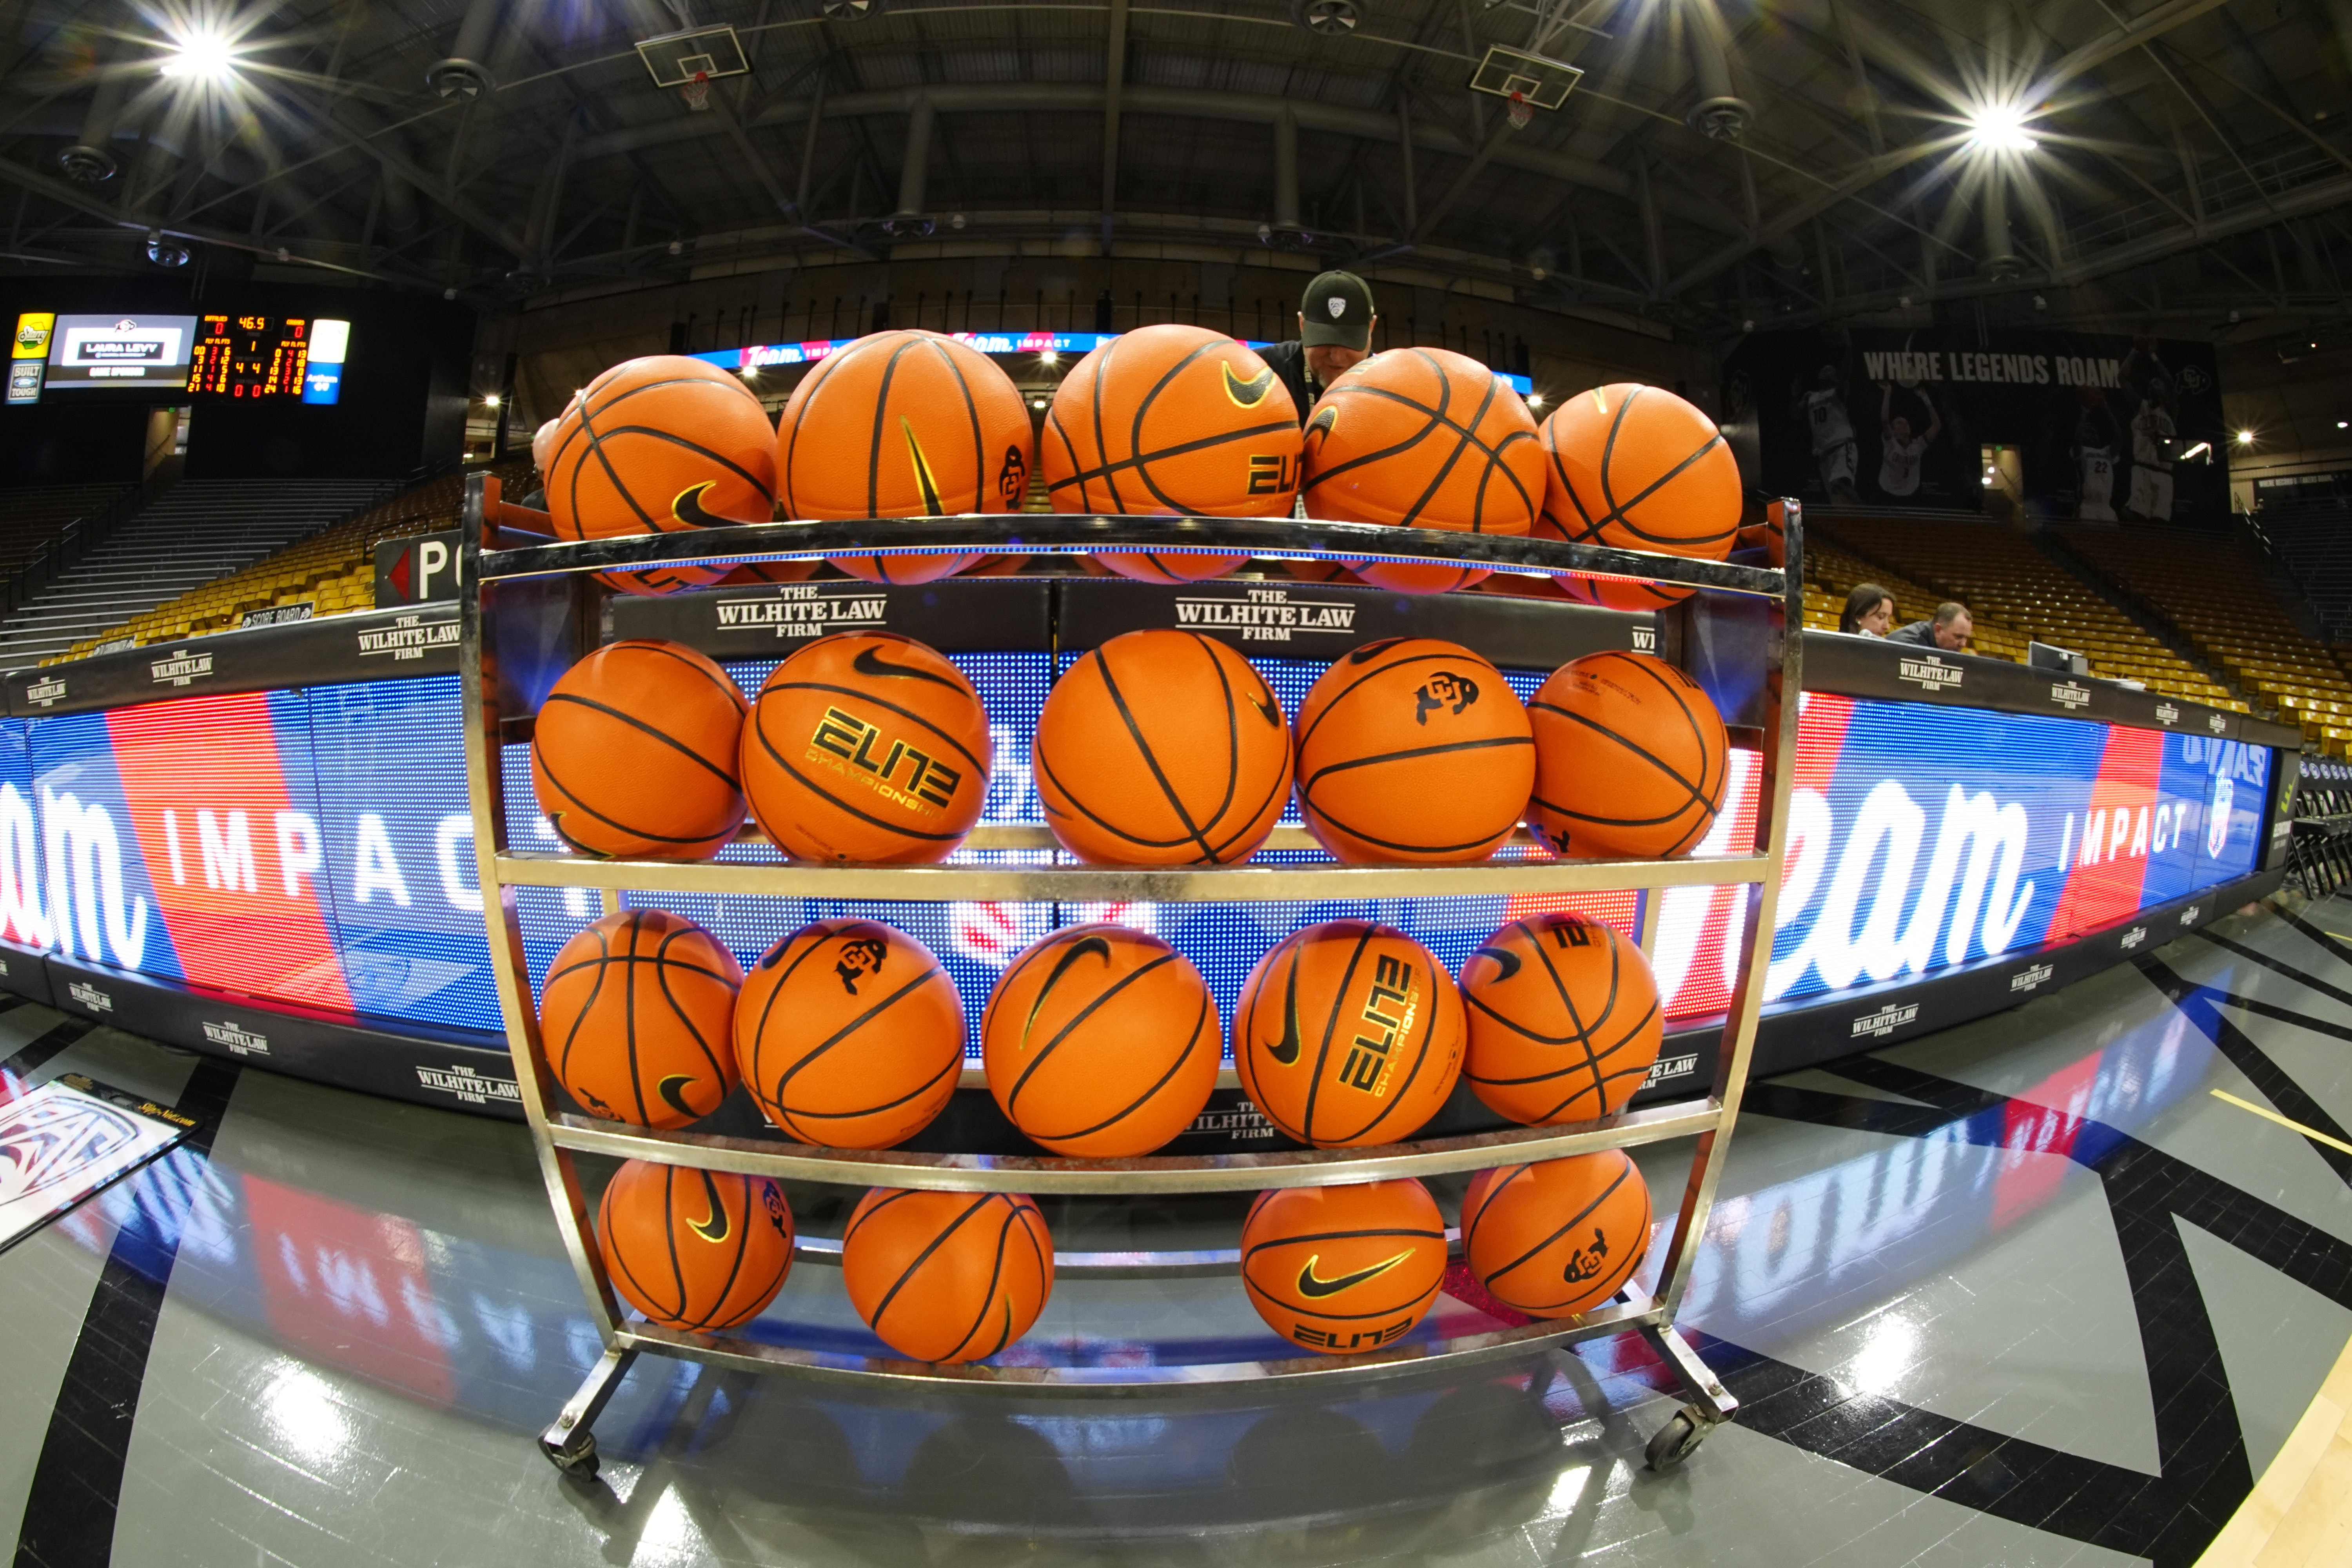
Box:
[483,394,500,408]
[1526,392,1545,408]
[1039,349,1059,365]
[161,29,239,80]
[2236,429,2256,445]
[1964,102,2037,154]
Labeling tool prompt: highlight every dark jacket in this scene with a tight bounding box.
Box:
[1885,619,1940,646]
[1257,340,1321,425]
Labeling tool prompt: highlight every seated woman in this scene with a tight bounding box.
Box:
[1838,582,1895,637]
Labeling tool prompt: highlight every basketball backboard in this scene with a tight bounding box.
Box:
[1469,45,1583,112]
[635,26,750,89]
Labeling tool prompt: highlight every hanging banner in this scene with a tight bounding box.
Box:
[1723,328,2228,522]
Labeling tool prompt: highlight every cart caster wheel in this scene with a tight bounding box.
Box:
[1645,1405,1714,1471]
[545,1431,599,1482]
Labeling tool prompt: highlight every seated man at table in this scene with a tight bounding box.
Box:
[1886,601,1972,652]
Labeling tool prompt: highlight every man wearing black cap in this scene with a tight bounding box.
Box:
[1257,270,1377,425]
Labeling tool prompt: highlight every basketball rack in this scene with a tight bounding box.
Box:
[458,479,1801,1480]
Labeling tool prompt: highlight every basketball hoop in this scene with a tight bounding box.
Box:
[681,69,711,111]
[1506,91,1532,131]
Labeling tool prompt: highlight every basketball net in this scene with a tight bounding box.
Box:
[1506,91,1532,131]
[682,69,711,112]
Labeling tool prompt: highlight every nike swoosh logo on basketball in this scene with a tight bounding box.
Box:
[688,1169,731,1243]
[657,1074,700,1120]
[1472,944,1521,984]
[1223,363,1277,408]
[670,481,732,530]
[1267,958,1305,1066]
[1296,1249,1412,1298]
[900,415,945,514]
[1249,692,1282,726]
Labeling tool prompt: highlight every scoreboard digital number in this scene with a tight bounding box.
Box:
[190,315,349,404]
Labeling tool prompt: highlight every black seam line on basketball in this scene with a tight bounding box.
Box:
[1046,403,1089,512]
[1532,916,1607,1100]
[1296,648,1491,753]
[563,427,776,515]
[654,924,733,1098]
[843,1184,930,1245]
[1033,982,1213,1143]
[552,920,610,1091]
[1211,726,1292,859]
[1043,417,1305,493]
[1296,365,1453,493]
[944,1202,1022,1362]
[1461,1162,1527,1259]
[1399,362,1491,528]
[1306,805,1514,858]
[871,1193,997,1334]
[1240,1225,1448,1265]
[1581,427,1735,542]
[1461,1005,1660,1086]
[930,334,987,518]
[1013,931,1114,1053]
[701,1171,755,1325]
[1482,1159,1632,1286]
[1612,653,1727,803]
[749,930,829,1109]
[1301,733,1533,794]
[539,693,741,800]
[773,962,950,1105]
[1093,333,1123,512]
[1198,633,1247,845]
[1299,925,1377,1142]
[615,641,750,712]
[1089,646,1220,862]
[1249,1283,1445,1324]
[547,951,739,986]
[622,915,655,1124]
[1302,374,1541,516]
[1461,988,1657,1069]
[759,680,986,773]
[867,338,915,514]
[1532,1060,1657,1125]
[1006,948,1181,1114]
[606,1199,671,1321]
[1595,383,1635,530]
[1128,338,1227,513]
[570,384,659,532]
[753,724,969,843]
[1527,702,1715,816]
[777,1058,958,1137]
[659,1163,691,1320]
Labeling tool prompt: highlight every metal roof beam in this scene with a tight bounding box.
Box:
[568,82,1748,237]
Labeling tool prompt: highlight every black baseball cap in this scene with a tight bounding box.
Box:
[1300,270,1376,350]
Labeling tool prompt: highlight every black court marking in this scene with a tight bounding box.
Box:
[2139,951,2352,1186]
[1731,1027,2352,1568]
[0,1010,96,1085]
[12,1052,241,1568]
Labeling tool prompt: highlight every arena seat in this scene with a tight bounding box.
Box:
[1810,515,2240,710]
[0,483,140,586]
[2249,501,2352,644]
[1798,534,2029,661]
[57,461,535,662]
[2060,525,2352,756]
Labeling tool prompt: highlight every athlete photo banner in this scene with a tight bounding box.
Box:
[1723,327,2229,523]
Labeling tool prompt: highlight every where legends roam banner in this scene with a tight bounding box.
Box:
[1724,327,2229,523]
[0,678,2270,1047]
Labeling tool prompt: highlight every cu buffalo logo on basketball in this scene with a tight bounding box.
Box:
[1340,954,1419,1095]
[833,935,888,994]
[1561,1226,1612,1284]
[996,443,1028,506]
[1412,671,1479,725]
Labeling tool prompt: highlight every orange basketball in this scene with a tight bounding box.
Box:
[597,1158,794,1332]
[597,562,730,596]
[982,924,1219,1156]
[1300,348,1543,594]
[1043,324,1299,583]
[1293,639,1532,864]
[532,639,748,859]
[1533,511,1692,610]
[1239,1179,1448,1355]
[1527,652,1728,860]
[1460,913,1662,1125]
[1033,630,1291,865]
[740,632,991,863]
[1540,384,1738,561]
[842,1188,1053,1363]
[735,919,964,1148]
[541,909,744,1127]
[775,330,1031,584]
[1462,1151,1651,1319]
[1233,922,1465,1149]
[545,355,776,546]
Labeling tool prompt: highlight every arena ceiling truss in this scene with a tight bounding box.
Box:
[1,0,2348,341]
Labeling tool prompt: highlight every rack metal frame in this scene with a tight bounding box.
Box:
[459,477,1802,1477]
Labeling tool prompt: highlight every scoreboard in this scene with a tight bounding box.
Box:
[190,314,349,403]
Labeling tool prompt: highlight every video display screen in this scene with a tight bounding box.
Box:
[0,670,2275,1055]
[42,313,199,390]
